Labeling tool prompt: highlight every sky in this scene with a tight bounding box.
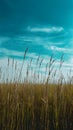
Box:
[0,0,73,82]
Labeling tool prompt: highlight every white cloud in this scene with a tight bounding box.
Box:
[20,36,42,44]
[0,48,41,61]
[0,54,73,83]
[50,46,68,52]
[44,45,73,53]
[0,48,24,57]
[27,26,64,33]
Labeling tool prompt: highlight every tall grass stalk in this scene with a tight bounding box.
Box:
[0,52,73,130]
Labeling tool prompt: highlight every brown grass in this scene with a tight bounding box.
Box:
[0,83,73,130]
[0,53,73,130]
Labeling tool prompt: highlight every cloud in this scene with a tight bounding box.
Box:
[49,46,71,52]
[0,27,72,61]
[0,47,41,61]
[27,26,64,33]
[44,44,73,54]
[0,54,73,83]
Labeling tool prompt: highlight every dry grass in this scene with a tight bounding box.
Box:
[0,83,73,130]
[0,52,73,130]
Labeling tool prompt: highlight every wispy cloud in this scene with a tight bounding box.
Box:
[44,45,73,53]
[27,26,64,33]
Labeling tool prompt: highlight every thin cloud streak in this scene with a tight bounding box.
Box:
[27,26,64,33]
[44,45,73,53]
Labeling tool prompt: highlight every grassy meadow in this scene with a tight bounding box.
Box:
[0,52,73,130]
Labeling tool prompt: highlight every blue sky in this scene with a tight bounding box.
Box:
[0,0,73,81]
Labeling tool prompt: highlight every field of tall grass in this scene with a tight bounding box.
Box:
[0,50,73,130]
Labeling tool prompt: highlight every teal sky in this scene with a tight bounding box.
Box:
[0,0,73,66]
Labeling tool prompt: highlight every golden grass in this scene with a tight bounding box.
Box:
[0,83,73,130]
[0,52,73,130]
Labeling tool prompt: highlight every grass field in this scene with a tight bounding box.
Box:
[0,83,73,130]
[0,53,73,130]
